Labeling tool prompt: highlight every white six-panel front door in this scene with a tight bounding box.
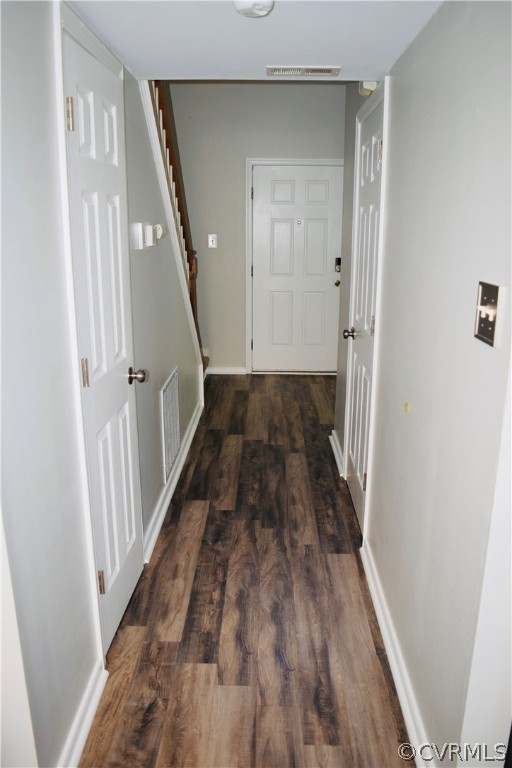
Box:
[64,33,143,652]
[345,98,384,530]
[252,164,343,371]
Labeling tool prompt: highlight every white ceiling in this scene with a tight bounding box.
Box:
[69,0,441,82]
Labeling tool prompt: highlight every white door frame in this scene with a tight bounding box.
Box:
[57,5,124,666]
[63,12,146,653]
[343,78,390,539]
[51,5,120,761]
[245,158,344,373]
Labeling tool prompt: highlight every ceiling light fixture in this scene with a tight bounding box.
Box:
[234,1,275,19]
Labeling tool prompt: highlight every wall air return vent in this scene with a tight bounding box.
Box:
[266,66,341,78]
[161,367,180,483]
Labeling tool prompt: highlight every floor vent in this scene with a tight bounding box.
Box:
[266,66,341,78]
[161,367,180,483]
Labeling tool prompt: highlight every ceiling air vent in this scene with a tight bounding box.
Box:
[266,66,341,78]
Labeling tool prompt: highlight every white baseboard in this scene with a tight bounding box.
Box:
[57,659,108,768]
[360,542,431,767]
[207,368,336,377]
[143,400,203,562]
[329,429,345,477]
[206,366,248,375]
[251,370,337,376]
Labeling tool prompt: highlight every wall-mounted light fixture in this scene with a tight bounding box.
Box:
[359,81,378,96]
[234,1,275,18]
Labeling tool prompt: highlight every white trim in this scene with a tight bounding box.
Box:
[361,542,431,768]
[245,158,344,373]
[143,400,203,561]
[139,81,204,386]
[207,366,248,376]
[329,430,345,477]
[248,158,344,167]
[199,360,206,400]
[252,370,336,376]
[201,349,210,382]
[56,660,108,768]
[55,3,105,661]
[360,77,391,540]
[245,160,254,373]
[61,3,122,77]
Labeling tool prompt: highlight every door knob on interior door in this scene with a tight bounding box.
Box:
[343,327,358,340]
[127,366,148,384]
[334,280,341,287]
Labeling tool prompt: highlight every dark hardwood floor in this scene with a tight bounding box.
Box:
[80,374,409,768]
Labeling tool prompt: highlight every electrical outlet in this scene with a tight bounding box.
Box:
[208,234,217,249]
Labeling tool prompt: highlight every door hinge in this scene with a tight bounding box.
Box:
[97,570,106,595]
[363,472,367,493]
[65,96,75,132]
[370,315,375,337]
[378,138,383,164]
[81,357,90,388]
[251,187,254,200]
[251,265,253,277]
[251,339,253,350]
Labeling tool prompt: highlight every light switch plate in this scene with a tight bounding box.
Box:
[208,234,217,248]
[475,282,500,347]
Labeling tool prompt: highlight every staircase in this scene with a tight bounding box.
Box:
[148,80,209,372]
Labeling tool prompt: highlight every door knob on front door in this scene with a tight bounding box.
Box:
[334,280,341,287]
[343,327,358,340]
[127,367,148,384]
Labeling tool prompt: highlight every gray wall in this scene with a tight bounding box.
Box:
[333,84,366,448]
[171,83,346,369]
[125,73,201,532]
[1,4,99,765]
[367,0,510,749]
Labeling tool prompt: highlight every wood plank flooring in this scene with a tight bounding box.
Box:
[80,374,409,768]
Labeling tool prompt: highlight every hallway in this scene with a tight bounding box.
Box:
[80,374,408,767]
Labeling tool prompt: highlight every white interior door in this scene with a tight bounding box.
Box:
[345,97,384,530]
[252,164,343,371]
[64,33,144,652]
